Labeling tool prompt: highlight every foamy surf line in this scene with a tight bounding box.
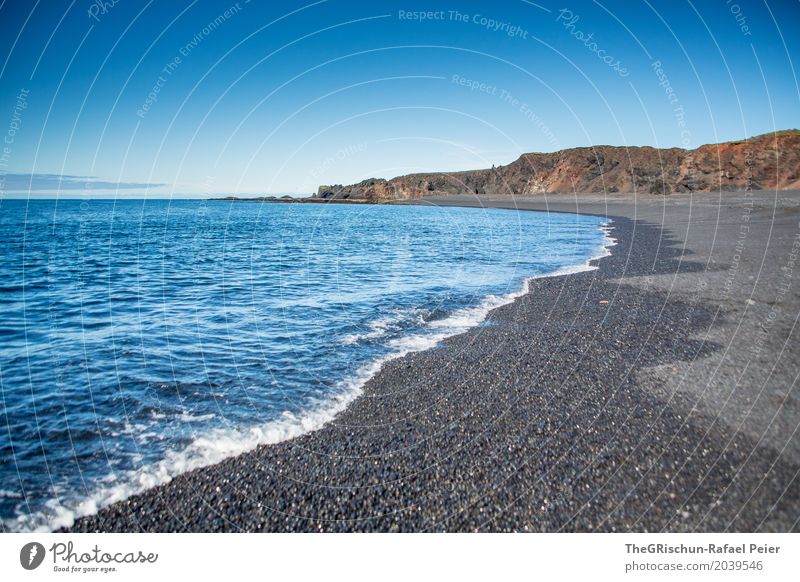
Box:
[8,220,615,533]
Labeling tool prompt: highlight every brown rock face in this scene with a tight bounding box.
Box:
[316,130,800,200]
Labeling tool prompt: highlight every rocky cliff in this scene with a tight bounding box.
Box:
[316,130,800,201]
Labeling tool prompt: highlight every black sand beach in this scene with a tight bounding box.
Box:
[68,191,800,532]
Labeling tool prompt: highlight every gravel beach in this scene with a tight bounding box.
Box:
[68,190,800,532]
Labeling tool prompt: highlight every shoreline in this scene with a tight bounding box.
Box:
[66,190,800,532]
[14,210,615,533]
[28,210,613,533]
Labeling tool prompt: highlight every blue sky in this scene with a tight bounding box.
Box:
[0,0,798,197]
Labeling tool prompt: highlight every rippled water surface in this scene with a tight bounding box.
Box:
[0,199,609,530]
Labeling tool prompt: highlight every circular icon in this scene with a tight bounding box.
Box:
[20,542,46,570]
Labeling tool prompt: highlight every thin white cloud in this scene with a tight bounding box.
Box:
[1,173,166,191]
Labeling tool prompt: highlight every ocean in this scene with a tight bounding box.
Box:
[0,199,611,531]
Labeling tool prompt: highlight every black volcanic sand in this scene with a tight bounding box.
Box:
[68,191,800,532]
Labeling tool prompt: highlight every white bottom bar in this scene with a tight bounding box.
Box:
[1,533,797,580]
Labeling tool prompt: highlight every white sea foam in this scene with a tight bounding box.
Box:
[178,412,216,422]
[387,221,616,353]
[341,314,398,345]
[7,389,362,532]
[340,308,423,345]
[6,220,615,533]
[550,221,616,276]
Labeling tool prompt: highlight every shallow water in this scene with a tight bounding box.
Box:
[0,198,609,531]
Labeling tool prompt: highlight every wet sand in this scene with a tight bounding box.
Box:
[68,190,800,532]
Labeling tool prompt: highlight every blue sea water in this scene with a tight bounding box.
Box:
[0,199,610,531]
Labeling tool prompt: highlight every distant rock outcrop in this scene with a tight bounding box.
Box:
[315,130,800,201]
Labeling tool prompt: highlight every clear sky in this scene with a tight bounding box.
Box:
[0,0,798,197]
